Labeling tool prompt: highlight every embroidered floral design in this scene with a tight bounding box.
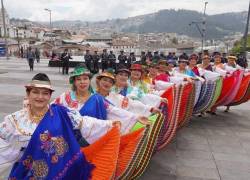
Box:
[32,160,49,178]
[22,156,49,179]
[40,131,69,164]
[65,92,78,109]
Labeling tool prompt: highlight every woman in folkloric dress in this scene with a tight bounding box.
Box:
[95,71,162,120]
[111,65,167,107]
[54,65,150,135]
[188,53,200,76]
[0,73,121,179]
[129,63,151,94]
[197,54,213,72]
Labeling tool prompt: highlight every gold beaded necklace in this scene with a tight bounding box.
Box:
[76,91,90,104]
[29,107,48,124]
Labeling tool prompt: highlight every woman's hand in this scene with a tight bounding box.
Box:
[183,77,193,83]
[150,107,161,114]
[161,98,168,104]
[138,116,151,125]
[112,121,121,129]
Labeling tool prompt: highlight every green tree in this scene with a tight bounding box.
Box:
[232,35,250,54]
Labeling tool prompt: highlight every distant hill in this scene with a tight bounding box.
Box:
[112,9,247,39]
[10,9,248,39]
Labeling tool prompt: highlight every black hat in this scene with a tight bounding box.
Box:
[213,52,221,56]
[116,65,130,76]
[203,50,209,55]
[189,53,198,60]
[178,55,189,64]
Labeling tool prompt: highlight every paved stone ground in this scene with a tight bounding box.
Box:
[1,58,250,180]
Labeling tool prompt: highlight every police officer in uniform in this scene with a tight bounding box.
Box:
[127,52,136,68]
[152,51,161,62]
[92,50,100,74]
[108,50,116,70]
[146,51,153,61]
[118,50,127,67]
[101,49,109,72]
[140,51,146,65]
[61,49,72,75]
[84,49,92,71]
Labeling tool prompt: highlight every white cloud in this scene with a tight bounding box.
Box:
[4,0,250,21]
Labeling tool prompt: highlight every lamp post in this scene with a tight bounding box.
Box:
[1,0,8,59]
[243,1,250,60]
[44,8,52,30]
[189,2,208,53]
[202,2,208,51]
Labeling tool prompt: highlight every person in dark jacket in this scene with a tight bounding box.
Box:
[152,51,161,62]
[172,52,178,61]
[108,50,116,70]
[221,53,228,64]
[35,48,40,63]
[166,52,173,60]
[127,52,136,68]
[101,49,109,72]
[197,52,203,64]
[146,51,153,62]
[92,50,100,74]
[84,50,92,72]
[237,52,248,68]
[26,47,35,71]
[118,50,127,67]
[140,51,146,65]
[20,46,24,58]
[159,52,166,60]
[61,49,72,75]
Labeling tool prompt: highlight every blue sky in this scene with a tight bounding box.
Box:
[4,0,250,21]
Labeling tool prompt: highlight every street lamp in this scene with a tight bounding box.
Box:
[203,2,208,51]
[189,2,208,53]
[1,0,8,59]
[243,1,250,61]
[44,8,52,30]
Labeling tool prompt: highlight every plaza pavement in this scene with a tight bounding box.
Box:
[0,58,250,180]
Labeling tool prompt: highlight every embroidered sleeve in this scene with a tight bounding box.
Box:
[67,109,83,129]
[0,115,16,142]
[0,115,21,177]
